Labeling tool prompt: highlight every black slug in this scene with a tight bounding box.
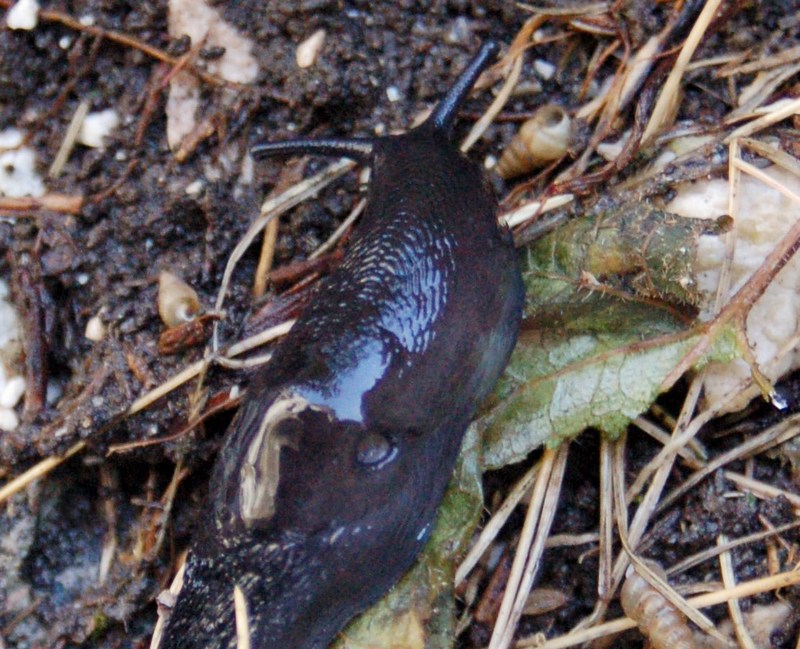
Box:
[158,41,524,649]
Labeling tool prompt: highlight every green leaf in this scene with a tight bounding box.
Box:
[480,204,738,470]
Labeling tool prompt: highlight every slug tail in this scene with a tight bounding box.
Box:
[426,41,499,136]
[251,137,374,163]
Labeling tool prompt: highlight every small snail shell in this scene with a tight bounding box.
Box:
[158,271,202,328]
[620,561,696,649]
[496,104,571,179]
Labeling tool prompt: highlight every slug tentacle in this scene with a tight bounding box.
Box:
[426,40,499,135]
[157,42,523,649]
[251,136,374,163]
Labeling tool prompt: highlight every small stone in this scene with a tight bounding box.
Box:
[77,109,119,148]
[0,375,25,408]
[0,407,19,432]
[296,29,326,69]
[6,0,39,30]
[85,315,106,341]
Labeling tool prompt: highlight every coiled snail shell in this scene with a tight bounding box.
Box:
[496,104,571,179]
[620,561,696,649]
[158,271,202,328]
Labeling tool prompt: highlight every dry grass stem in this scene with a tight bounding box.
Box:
[309,198,366,260]
[501,194,574,229]
[151,462,189,561]
[488,450,557,649]
[657,413,800,513]
[253,216,279,299]
[489,445,569,649]
[48,99,89,178]
[724,471,800,510]
[597,438,613,600]
[456,462,540,586]
[718,534,757,649]
[732,157,800,204]
[212,158,355,351]
[718,45,800,77]
[724,95,800,142]
[233,584,251,649]
[519,569,800,649]
[127,320,293,417]
[641,0,725,142]
[632,416,703,468]
[666,520,800,577]
[0,441,85,506]
[98,464,118,585]
[740,138,800,177]
[461,52,523,153]
[543,532,598,548]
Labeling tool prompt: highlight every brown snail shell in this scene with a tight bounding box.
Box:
[158,271,202,328]
[620,561,696,649]
[496,104,571,179]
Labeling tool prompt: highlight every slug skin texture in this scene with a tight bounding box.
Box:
[158,41,524,649]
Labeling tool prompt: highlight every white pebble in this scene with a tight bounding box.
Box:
[0,128,45,198]
[534,59,556,80]
[77,109,119,148]
[185,179,204,196]
[85,315,106,342]
[0,375,25,409]
[6,0,39,30]
[296,29,326,69]
[46,380,62,405]
[0,407,19,432]
[386,86,401,102]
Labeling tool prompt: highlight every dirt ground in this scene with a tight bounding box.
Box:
[1,1,799,648]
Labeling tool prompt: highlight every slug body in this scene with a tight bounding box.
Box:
[159,42,524,649]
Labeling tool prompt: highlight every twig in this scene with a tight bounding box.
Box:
[489,444,569,649]
[657,413,800,513]
[456,462,540,586]
[641,0,726,142]
[0,194,84,214]
[724,471,800,509]
[253,217,279,299]
[668,520,800,576]
[126,320,293,416]
[48,99,89,178]
[0,441,86,505]
[718,534,757,649]
[519,569,800,648]
[309,198,366,260]
[461,47,523,152]
[0,1,240,89]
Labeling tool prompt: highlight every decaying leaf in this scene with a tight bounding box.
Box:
[522,201,731,315]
